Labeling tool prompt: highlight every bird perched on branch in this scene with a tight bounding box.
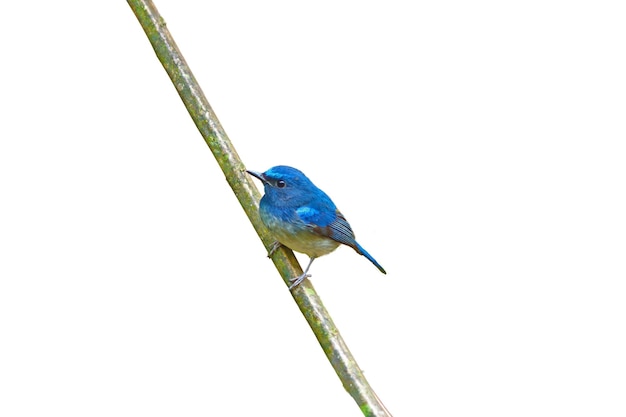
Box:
[247,165,386,290]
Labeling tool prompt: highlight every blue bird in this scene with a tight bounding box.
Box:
[247,165,386,289]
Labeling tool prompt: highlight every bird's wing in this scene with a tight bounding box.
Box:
[295,206,358,249]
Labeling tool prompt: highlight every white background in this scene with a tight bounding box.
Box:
[1,1,625,416]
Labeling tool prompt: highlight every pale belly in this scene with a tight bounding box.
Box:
[264,216,340,258]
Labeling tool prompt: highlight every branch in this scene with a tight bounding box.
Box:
[127,1,393,415]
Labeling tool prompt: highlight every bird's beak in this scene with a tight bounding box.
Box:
[246,170,268,185]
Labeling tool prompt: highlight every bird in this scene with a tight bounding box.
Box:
[246,165,386,289]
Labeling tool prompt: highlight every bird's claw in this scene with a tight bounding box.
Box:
[288,273,311,290]
[267,241,282,258]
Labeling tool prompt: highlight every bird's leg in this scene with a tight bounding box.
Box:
[267,241,282,258]
[288,257,315,290]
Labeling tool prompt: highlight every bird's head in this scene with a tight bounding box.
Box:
[247,165,318,205]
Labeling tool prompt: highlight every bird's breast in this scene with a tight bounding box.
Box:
[259,206,339,258]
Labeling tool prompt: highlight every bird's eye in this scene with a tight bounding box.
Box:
[276,180,286,188]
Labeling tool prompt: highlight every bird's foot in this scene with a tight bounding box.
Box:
[267,241,282,258]
[288,272,311,290]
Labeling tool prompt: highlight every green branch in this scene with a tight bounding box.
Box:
[127,1,393,415]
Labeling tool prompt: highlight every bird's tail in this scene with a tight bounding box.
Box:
[355,243,386,274]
